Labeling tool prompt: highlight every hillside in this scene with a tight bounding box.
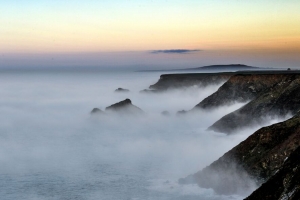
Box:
[209,74,300,133]
[179,112,300,195]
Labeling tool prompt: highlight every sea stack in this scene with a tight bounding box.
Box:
[105,99,144,115]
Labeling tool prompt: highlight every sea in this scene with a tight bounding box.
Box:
[0,69,260,200]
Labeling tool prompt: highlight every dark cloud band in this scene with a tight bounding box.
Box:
[150,49,201,54]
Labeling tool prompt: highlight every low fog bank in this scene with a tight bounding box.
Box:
[1,50,299,71]
[0,71,286,199]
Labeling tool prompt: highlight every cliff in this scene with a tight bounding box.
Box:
[147,73,232,91]
[245,146,300,200]
[209,74,300,133]
[194,73,289,109]
[179,113,300,195]
[105,99,144,115]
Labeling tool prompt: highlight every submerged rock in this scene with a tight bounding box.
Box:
[180,113,300,195]
[139,89,160,93]
[90,108,105,114]
[115,88,130,93]
[105,99,143,115]
[176,110,187,115]
[161,111,170,116]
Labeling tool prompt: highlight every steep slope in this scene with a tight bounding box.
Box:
[194,73,289,109]
[179,113,300,195]
[209,74,300,133]
[245,146,300,200]
[147,73,232,91]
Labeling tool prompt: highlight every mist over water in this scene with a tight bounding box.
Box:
[0,70,284,200]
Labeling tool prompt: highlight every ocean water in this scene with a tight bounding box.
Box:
[0,70,256,200]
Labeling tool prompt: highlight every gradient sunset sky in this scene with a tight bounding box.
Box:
[0,0,300,69]
[1,0,300,52]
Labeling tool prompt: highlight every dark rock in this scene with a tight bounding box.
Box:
[194,73,290,110]
[115,88,130,93]
[148,73,232,91]
[209,74,300,133]
[245,146,300,200]
[105,99,144,115]
[180,113,300,195]
[145,70,299,93]
[90,108,104,114]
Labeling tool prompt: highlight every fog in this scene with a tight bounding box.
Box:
[1,50,299,71]
[0,71,285,199]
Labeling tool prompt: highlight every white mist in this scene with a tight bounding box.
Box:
[0,70,278,200]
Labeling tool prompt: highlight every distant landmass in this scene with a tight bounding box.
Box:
[137,64,275,72]
[185,64,259,71]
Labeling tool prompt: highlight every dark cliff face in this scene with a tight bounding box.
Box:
[180,113,300,195]
[194,74,289,109]
[148,73,232,91]
[245,146,300,200]
[209,74,300,133]
[105,99,144,115]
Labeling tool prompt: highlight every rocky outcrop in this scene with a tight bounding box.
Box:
[105,99,143,115]
[194,73,290,109]
[179,113,300,195]
[115,88,130,93]
[209,74,300,133]
[148,73,232,91]
[245,146,300,200]
[90,108,105,114]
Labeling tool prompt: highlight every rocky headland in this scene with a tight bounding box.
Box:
[179,112,300,196]
[209,73,300,133]
[91,69,300,199]
[146,72,232,92]
[151,70,300,199]
[193,73,292,109]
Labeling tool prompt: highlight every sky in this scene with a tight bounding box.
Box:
[0,0,300,69]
